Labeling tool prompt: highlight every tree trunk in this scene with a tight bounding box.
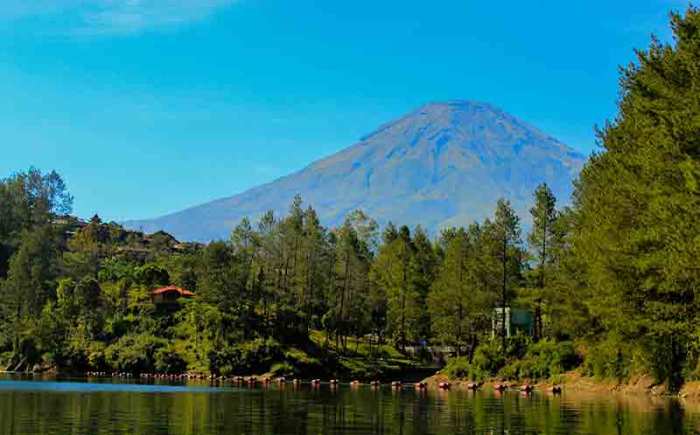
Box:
[535,216,547,341]
[501,236,507,349]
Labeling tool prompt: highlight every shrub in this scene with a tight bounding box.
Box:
[338,357,402,380]
[443,356,491,381]
[135,264,170,288]
[497,361,519,380]
[154,344,187,374]
[499,340,580,380]
[283,348,321,374]
[0,351,13,369]
[86,341,107,370]
[583,339,632,381]
[442,340,510,380]
[472,340,506,376]
[104,334,166,373]
[444,357,471,379]
[209,338,283,375]
[270,362,294,376]
[442,339,581,382]
[506,333,531,359]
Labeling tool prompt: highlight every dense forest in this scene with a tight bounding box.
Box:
[3,7,700,393]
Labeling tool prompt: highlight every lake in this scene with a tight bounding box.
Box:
[0,375,697,434]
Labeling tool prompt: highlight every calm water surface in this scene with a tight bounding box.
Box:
[0,375,697,434]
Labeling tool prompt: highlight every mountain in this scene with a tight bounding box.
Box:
[125,101,586,242]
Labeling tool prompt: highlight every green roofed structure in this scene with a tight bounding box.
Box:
[492,307,534,339]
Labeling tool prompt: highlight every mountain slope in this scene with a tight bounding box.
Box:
[125,101,586,241]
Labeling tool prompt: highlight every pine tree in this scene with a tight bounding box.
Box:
[492,199,522,348]
[412,226,437,339]
[572,7,700,391]
[428,226,491,357]
[370,226,422,350]
[528,183,558,340]
[1,225,60,360]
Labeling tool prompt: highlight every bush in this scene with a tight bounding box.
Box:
[86,341,107,370]
[154,344,187,374]
[283,348,321,374]
[443,356,490,381]
[497,361,519,380]
[209,338,283,375]
[0,351,13,369]
[506,333,531,359]
[338,357,402,380]
[499,340,580,380]
[104,334,166,373]
[270,362,294,376]
[135,265,170,288]
[443,340,511,381]
[583,339,632,381]
[444,356,471,379]
[472,340,506,376]
[442,339,581,382]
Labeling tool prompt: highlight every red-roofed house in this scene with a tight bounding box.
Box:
[151,286,195,305]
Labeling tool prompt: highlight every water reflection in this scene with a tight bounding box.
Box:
[0,376,697,434]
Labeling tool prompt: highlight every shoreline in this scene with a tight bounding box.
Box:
[6,367,700,404]
[420,371,700,401]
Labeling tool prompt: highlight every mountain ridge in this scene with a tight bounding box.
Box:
[125,101,586,241]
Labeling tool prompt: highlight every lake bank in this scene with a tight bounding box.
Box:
[1,374,698,434]
[5,365,696,400]
[421,370,700,402]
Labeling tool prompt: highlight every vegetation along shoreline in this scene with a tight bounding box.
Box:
[4,7,700,406]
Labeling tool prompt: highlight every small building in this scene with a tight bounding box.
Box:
[492,307,534,338]
[151,286,194,305]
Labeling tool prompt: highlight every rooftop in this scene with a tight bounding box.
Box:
[151,286,194,297]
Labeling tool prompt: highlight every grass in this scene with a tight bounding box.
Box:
[308,330,421,380]
[309,331,408,360]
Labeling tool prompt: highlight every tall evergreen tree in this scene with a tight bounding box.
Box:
[412,226,437,339]
[492,199,522,348]
[370,226,422,350]
[572,7,700,391]
[1,225,60,362]
[428,226,491,357]
[0,168,72,278]
[528,183,558,340]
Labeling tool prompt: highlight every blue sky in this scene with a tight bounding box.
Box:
[0,0,687,221]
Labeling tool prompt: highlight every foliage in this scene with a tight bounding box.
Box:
[0,168,531,377]
[208,338,283,375]
[570,7,700,392]
[270,361,294,376]
[370,226,427,349]
[499,340,580,380]
[154,344,187,374]
[428,225,495,358]
[443,340,506,381]
[104,334,166,373]
[472,340,507,377]
[582,338,635,382]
